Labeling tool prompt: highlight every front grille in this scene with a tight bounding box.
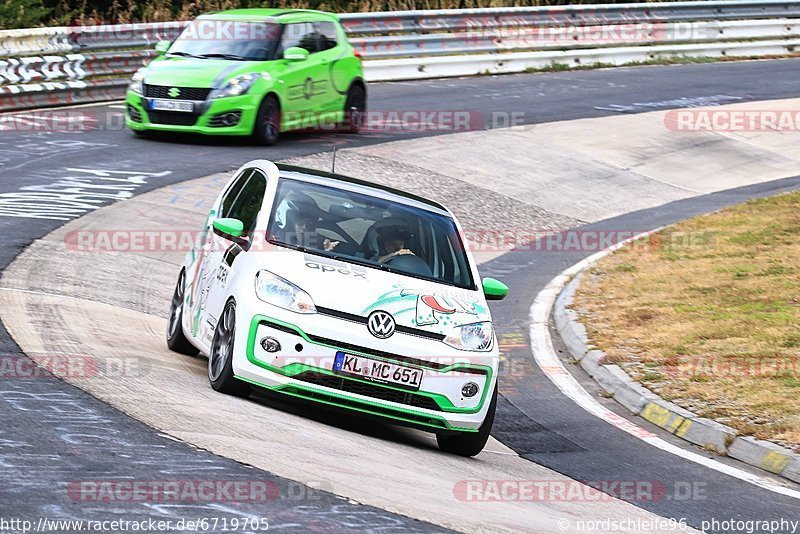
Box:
[127,105,141,122]
[292,371,443,411]
[148,110,198,126]
[144,84,212,101]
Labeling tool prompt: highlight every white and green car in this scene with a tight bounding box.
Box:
[167,160,509,456]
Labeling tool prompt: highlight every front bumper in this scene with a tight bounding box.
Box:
[233,313,498,434]
[125,91,260,136]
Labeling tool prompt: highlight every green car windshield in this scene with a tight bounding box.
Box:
[267,179,476,290]
[168,19,282,61]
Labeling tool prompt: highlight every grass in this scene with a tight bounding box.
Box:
[574,190,800,451]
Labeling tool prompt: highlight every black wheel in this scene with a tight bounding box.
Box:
[342,84,366,133]
[166,269,197,355]
[436,384,497,457]
[253,94,281,146]
[208,300,251,397]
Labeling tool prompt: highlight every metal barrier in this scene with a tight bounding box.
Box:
[1,0,799,112]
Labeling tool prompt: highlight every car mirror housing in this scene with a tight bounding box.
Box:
[482,277,509,301]
[155,40,171,55]
[283,46,309,61]
[213,218,244,239]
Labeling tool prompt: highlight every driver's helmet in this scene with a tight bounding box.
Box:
[365,220,413,257]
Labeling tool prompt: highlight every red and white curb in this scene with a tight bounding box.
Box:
[529,229,800,499]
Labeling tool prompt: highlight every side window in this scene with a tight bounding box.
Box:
[222,170,267,237]
[220,169,253,219]
[316,22,338,51]
[280,23,318,54]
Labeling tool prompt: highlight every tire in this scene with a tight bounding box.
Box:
[166,269,197,355]
[252,94,281,146]
[342,84,366,133]
[208,300,251,397]
[436,384,497,457]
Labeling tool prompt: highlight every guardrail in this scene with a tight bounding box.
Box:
[1,0,800,112]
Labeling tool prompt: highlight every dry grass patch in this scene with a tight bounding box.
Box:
[574,190,800,450]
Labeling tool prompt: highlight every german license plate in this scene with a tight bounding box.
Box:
[150,99,193,112]
[333,351,422,390]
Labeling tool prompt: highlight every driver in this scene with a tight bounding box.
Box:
[376,226,415,264]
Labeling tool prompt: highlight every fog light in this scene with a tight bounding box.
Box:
[222,112,239,126]
[462,382,479,398]
[260,337,281,353]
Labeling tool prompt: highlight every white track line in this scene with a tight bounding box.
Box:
[529,229,800,500]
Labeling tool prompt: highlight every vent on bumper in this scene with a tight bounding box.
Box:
[148,110,198,126]
[127,105,142,122]
[144,85,212,101]
[279,384,450,430]
[292,371,443,412]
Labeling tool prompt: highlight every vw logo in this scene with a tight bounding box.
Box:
[168,87,181,98]
[367,310,395,339]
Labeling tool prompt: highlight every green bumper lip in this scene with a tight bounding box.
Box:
[242,314,493,423]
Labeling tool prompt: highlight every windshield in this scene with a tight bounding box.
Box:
[267,179,476,290]
[168,19,281,61]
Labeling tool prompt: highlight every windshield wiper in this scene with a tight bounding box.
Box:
[268,238,400,274]
[196,53,249,61]
[267,239,313,255]
[167,51,203,59]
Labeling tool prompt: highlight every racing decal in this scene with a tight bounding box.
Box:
[287,77,327,100]
[361,289,489,333]
[304,254,366,279]
[216,265,230,287]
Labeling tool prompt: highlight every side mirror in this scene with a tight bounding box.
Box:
[482,277,509,301]
[283,46,309,61]
[213,218,244,239]
[155,40,171,55]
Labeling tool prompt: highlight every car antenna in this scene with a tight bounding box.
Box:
[331,147,337,174]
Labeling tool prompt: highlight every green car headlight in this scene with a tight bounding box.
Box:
[255,270,316,314]
[443,321,494,351]
[129,70,145,96]
[214,73,266,98]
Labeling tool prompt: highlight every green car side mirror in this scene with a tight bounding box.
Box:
[155,40,171,55]
[482,277,509,301]
[213,218,244,239]
[283,46,309,61]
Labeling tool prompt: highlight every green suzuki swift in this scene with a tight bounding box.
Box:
[125,9,366,145]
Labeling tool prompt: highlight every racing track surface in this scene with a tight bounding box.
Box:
[2,58,800,531]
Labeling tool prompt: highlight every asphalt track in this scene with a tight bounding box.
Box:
[2,58,800,531]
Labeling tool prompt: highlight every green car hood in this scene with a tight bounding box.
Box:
[142,56,269,88]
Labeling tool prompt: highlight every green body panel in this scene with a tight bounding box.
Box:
[125,9,363,137]
[242,314,492,424]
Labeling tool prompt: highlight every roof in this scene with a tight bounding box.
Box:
[275,163,449,213]
[197,8,339,23]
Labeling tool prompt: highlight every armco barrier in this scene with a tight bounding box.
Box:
[1,0,800,112]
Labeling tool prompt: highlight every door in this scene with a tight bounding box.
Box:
[203,168,268,341]
[277,22,326,128]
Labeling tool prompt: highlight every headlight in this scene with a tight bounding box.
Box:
[444,321,494,351]
[213,73,265,98]
[255,270,316,314]
[129,70,145,95]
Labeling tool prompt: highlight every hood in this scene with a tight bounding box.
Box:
[266,250,489,336]
[141,57,268,88]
